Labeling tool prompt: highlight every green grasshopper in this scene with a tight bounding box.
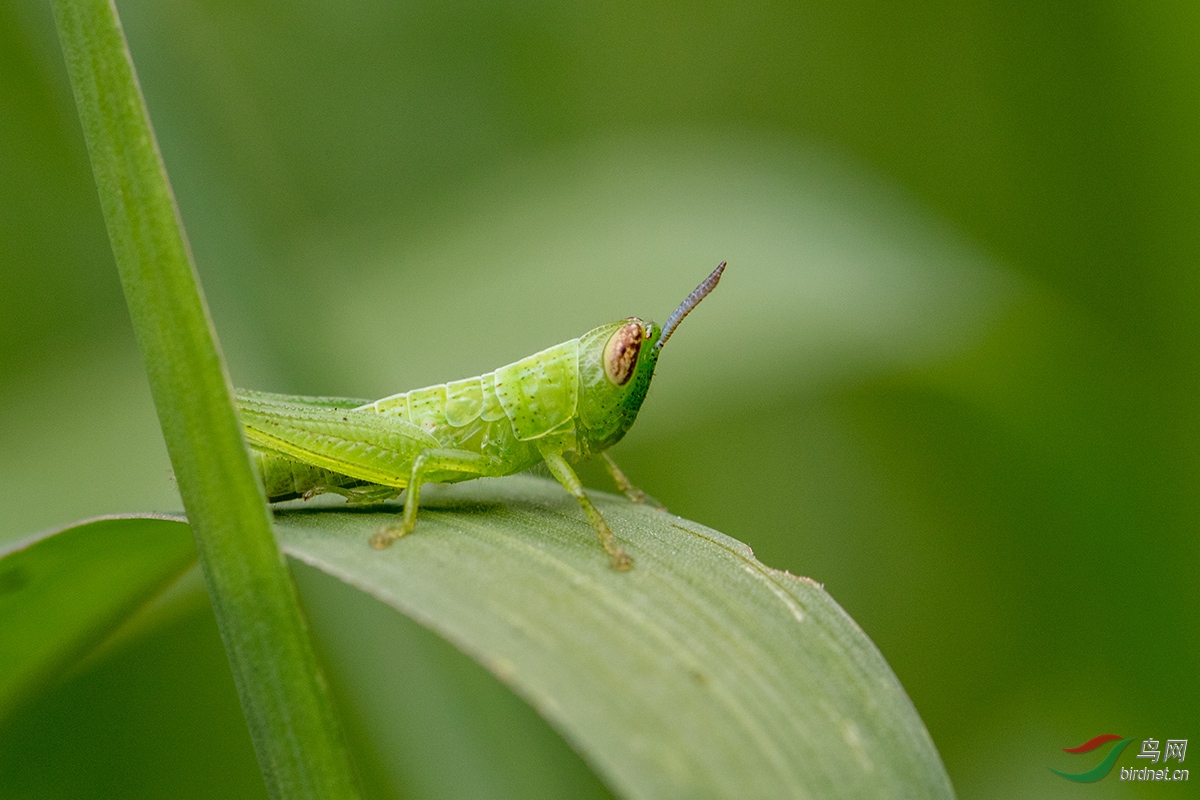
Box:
[236,262,724,570]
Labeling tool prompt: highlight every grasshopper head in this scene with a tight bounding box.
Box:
[576,263,723,454]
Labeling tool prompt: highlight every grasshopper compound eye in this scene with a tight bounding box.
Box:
[604,320,644,386]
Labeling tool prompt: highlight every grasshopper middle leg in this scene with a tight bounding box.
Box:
[543,450,633,571]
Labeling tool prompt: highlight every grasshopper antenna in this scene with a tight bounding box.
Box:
[655,261,725,351]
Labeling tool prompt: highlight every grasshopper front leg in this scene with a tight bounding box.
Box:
[599,452,667,510]
[542,450,633,571]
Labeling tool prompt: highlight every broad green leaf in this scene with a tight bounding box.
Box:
[0,516,195,720]
[292,560,617,800]
[0,476,952,798]
[276,475,955,800]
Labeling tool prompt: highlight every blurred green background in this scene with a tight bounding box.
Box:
[2,0,1197,797]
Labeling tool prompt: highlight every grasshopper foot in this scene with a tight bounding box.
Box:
[369,521,412,549]
[609,547,634,572]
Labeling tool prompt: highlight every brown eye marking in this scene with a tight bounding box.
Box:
[604,321,643,386]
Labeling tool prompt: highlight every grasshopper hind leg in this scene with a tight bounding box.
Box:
[298,482,400,505]
[255,450,382,504]
[343,484,403,506]
[368,449,503,550]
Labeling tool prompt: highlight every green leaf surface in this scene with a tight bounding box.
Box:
[0,516,195,720]
[276,475,954,800]
[0,476,952,798]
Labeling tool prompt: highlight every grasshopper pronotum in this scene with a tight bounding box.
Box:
[236,262,724,570]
